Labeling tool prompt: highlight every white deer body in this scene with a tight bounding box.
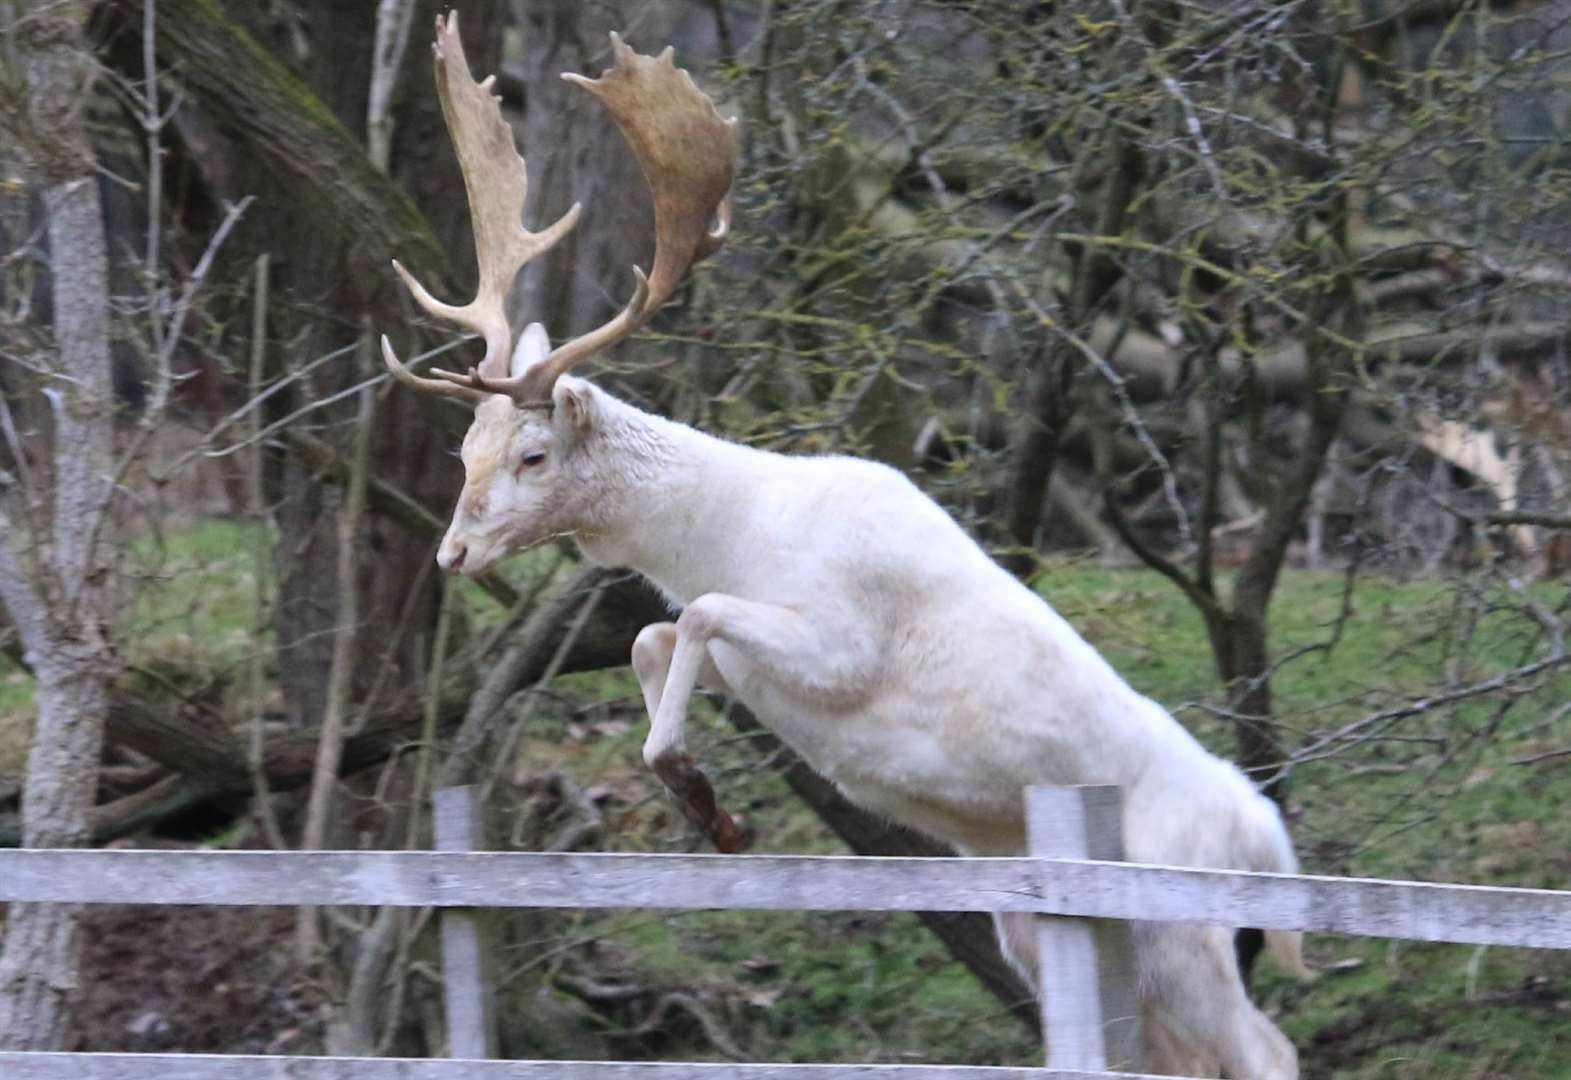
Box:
[543,385,1203,816]
[586,398,1156,844]
[384,20,1302,1077]
[439,372,1304,1078]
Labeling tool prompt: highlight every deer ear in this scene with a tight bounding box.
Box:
[510,322,550,379]
[552,378,595,432]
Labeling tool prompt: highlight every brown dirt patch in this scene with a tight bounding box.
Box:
[74,898,322,1053]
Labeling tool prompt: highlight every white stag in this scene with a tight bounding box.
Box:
[382,15,1306,1078]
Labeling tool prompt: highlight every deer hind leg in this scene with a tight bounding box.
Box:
[995,911,1193,1075]
[996,913,1294,1079]
[991,910,1041,993]
[1136,924,1298,1080]
[1140,1009,1219,1078]
[993,911,1204,1076]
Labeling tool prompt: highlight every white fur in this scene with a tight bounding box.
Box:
[438,378,1305,1077]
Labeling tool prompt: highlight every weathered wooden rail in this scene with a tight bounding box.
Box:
[3,848,1567,947]
[0,1056,1158,1079]
[1,785,1568,1078]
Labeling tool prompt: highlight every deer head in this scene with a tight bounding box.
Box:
[381,13,737,573]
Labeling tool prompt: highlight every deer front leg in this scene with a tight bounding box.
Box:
[631,621,743,853]
[640,594,873,852]
[631,622,735,722]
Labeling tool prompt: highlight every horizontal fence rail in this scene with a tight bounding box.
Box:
[2,848,1570,949]
[0,1053,1172,1080]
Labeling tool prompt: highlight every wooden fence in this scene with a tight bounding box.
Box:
[2,784,1571,1079]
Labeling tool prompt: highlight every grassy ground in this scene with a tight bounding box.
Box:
[1,519,271,795]
[3,521,1569,1076]
[0,668,30,798]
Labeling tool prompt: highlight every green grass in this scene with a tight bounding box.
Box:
[124,517,270,664]
[0,661,31,786]
[0,660,31,719]
[1,519,272,780]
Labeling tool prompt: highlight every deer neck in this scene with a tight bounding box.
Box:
[572,396,756,603]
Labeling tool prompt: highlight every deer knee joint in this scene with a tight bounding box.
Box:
[675,593,728,641]
[631,622,677,680]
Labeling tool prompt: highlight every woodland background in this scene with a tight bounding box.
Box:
[3,0,1571,1075]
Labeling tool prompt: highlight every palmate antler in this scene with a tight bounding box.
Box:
[380,13,737,409]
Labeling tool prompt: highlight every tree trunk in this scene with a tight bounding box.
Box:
[1001,133,1143,576]
[0,664,110,1048]
[0,0,118,1049]
[262,0,506,732]
[259,0,494,734]
[1221,337,1349,798]
[513,0,664,340]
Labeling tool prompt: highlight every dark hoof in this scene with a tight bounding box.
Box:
[652,751,746,854]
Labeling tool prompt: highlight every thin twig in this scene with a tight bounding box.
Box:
[246,253,287,852]
[197,335,472,464]
[297,329,378,963]
[143,0,163,360]
[113,195,255,489]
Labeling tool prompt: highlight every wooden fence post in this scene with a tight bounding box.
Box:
[1026,785,1141,1072]
[432,784,499,1059]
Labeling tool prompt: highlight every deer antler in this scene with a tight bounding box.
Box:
[381,18,737,409]
[510,34,738,404]
[380,12,580,403]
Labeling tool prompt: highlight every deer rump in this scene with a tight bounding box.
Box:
[380,16,1305,1079]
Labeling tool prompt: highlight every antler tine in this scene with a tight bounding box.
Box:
[385,10,581,397]
[488,32,738,407]
[379,335,488,405]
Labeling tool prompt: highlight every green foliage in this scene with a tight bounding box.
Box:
[0,656,31,785]
[120,518,273,695]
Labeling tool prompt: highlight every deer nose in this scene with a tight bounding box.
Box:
[439,542,468,574]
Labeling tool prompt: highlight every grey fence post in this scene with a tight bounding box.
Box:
[1026,784,1141,1072]
[432,784,499,1059]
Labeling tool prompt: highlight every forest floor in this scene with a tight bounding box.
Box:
[3,519,1570,1077]
[76,882,321,1055]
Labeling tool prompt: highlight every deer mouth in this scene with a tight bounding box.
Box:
[437,532,503,576]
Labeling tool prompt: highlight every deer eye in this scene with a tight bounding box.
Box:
[516,450,547,474]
